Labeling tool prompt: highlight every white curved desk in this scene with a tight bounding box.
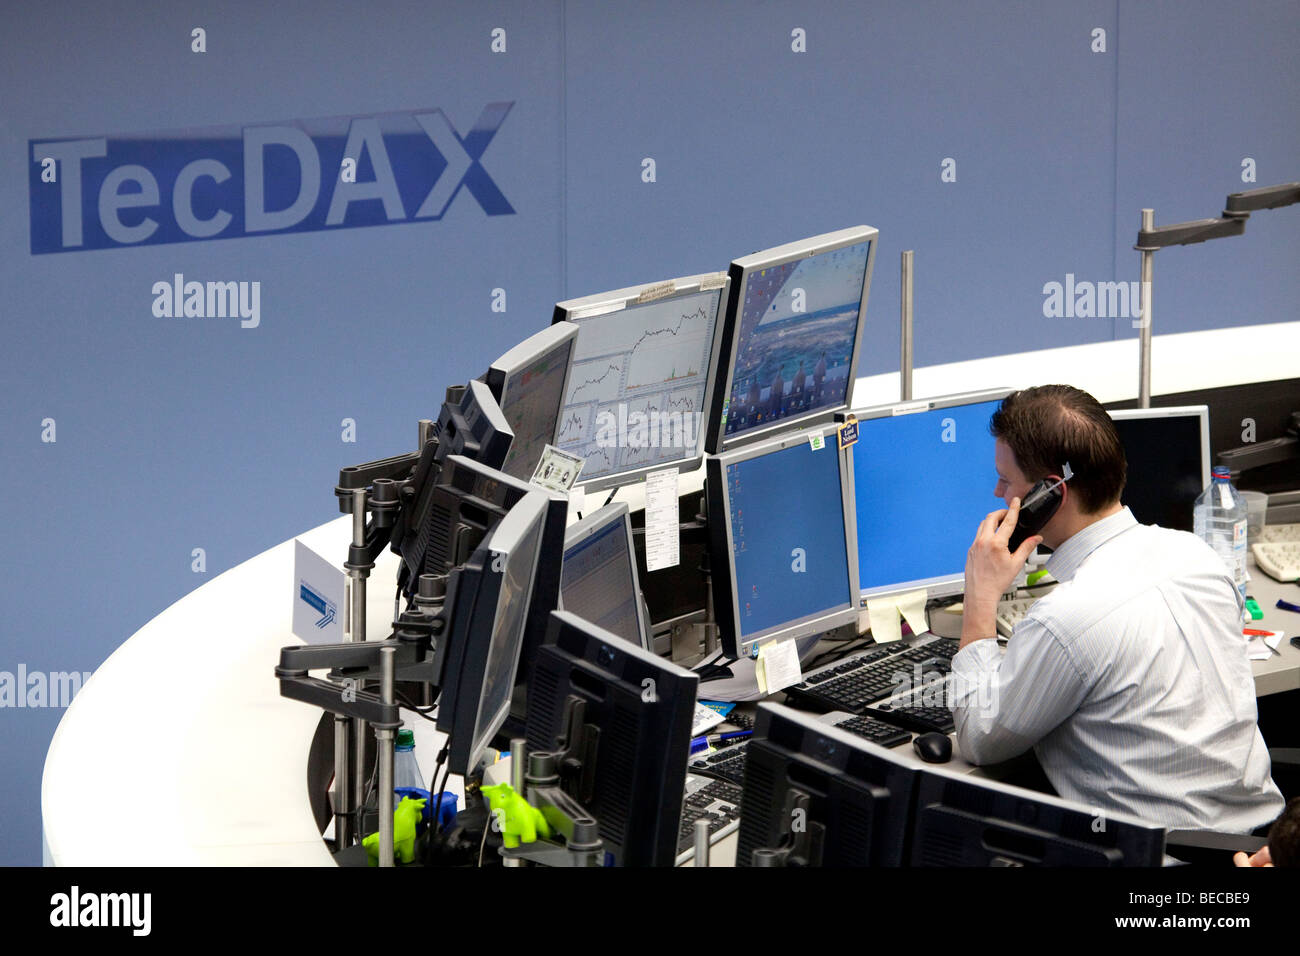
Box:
[41,514,461,866]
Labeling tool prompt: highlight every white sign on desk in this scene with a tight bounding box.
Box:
[293,540,345,644]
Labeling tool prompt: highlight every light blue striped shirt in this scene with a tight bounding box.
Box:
[951,507,1284,833]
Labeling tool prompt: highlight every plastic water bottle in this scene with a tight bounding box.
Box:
[1193,466,1248,604]
[393,729,427,809]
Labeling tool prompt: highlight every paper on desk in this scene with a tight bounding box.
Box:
[1247,630,1285,661]
[293,540,345,644]
[644,467,680,571]
[756,639,802,695]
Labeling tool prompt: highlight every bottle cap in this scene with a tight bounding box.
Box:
[1212,466,1231,480]
[397,729,415,748]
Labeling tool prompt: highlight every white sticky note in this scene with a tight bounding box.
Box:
[756,639,802,695]
[896,589,930,637]
[568,485,585,515]
[644,467,680,572]
[808,433,825,451]
[293,540,345,644]
[866,597,903,644]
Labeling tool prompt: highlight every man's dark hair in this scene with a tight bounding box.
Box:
[989,385,1126,515]
[1268,796,1300,867]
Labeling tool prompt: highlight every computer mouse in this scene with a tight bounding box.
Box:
[913,732,953,764]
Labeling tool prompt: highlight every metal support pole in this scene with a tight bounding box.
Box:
[348,488,367,643]
[1138,209,1154,409]
[332,714,353,848]
[693,819,712,868]
[900,250,914,401]
[505,737,526,867]
[348,487,369,829]
[377,645,396,866]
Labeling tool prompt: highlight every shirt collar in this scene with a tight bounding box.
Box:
[1045,506,1137,583]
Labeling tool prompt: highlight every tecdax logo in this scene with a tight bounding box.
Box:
[29,103,515,254]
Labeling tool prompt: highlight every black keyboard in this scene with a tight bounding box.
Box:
[868,701,956,735]
[785,638,960,714]
[689,714,911,787]
[677,778,743,856]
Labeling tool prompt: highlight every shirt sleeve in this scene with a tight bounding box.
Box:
[948,618,1089,766]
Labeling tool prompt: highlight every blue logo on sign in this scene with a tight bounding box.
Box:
[29,103,515,254]
[299,583,337,629]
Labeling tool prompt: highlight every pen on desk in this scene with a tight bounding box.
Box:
[1277,599,1300,614]
[689,730,752,754]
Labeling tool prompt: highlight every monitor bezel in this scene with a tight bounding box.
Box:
[551,272,732,493]
[559,501,652,652]
[841,387,1013,603]
[484,321,580,482]
[706,421,860,658]
[706,225,879,454]
[1106,404,1211,490]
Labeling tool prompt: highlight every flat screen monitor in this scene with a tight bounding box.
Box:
[438,490,554,776]
[705,422,859,658]
[910,766,1166,866]
[551,272,731,491]
[559,502,651,650]
[706,226,878,453]
[846,388,1012,602]
[523,610,699,866]
[1108,405,1210,534]
[484,322,579,483]
[737,702,920,867]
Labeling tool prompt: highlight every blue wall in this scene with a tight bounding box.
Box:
[3,1,1297,864]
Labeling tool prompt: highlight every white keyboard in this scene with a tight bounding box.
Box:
[1258,523,1300,544]
[1254,543,1300,582]
[995,597,1038,638]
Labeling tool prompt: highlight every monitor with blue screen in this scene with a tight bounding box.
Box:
[559,502,650,650]
[706,226,878,453]
[706,422,859,658]
[845,389,1012,602]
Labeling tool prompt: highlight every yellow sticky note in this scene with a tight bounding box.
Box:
[867,598,903,643]
[896,589,929,637]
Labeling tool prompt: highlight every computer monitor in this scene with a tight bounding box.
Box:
[437,489,555,776]
[1108,405,1211,534]
[523,610,699,866]
[705,422,859,658]
[391,380,515,589]
[551,272,731,491]
[736,702,920,867]
[483,322,579,483]
[910,766,1166,866]
[706,226,878,453]
[559,502,651,650]
[846,388,1013,603]
[396,453,533,597]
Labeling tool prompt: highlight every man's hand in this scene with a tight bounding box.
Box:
[1232,845,1273,867]
[960,497,1042,650]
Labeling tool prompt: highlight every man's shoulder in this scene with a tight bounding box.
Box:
[1029,522,1231,635]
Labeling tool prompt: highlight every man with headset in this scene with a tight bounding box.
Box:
[951,385,1283,833]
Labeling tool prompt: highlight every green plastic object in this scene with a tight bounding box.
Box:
[1245,598,1263,620]
[1026,569,1049,587]
[480,782,551,849]
[397,729,415,748]
[363,795,426,866]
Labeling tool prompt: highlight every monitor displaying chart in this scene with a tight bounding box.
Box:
[552,274,729,490]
